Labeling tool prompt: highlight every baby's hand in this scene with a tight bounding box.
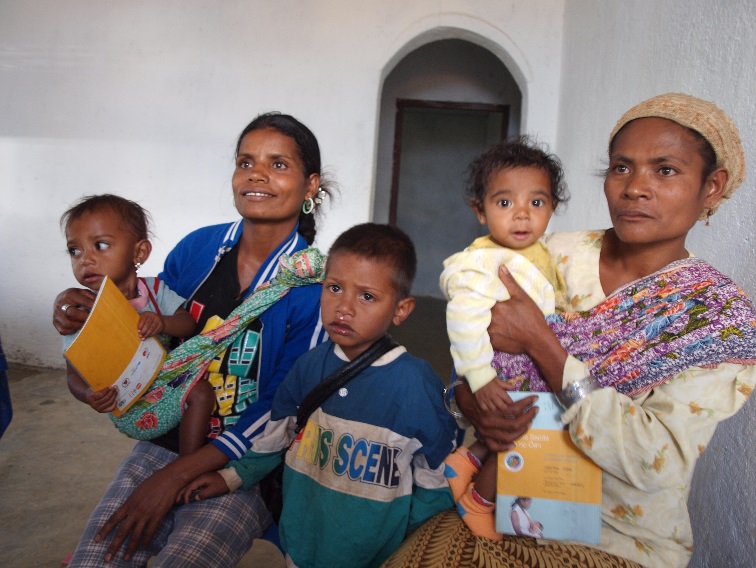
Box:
[178,472,230,504]
[474,379,514,413]
[85,385,118,413]
[501,376,525,391]
[137,312,165,340]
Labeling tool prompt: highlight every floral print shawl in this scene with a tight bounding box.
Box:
[492,257,756,396]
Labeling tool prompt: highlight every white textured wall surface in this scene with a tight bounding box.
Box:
[558,2,756,566]
[555,0,756,296]
[0,0,564,368]
[1,0,754,562]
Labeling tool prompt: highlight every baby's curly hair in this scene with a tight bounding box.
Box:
[465,136,569,213]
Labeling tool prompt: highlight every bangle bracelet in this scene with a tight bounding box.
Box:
[443,380,466,419]
[443,380,472,429]
[556,375,601,410]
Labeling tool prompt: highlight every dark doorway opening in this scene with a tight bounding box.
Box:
[389,99,509,298]
[388,99,508,379]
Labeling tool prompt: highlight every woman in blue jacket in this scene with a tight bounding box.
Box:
[53,112,332,567]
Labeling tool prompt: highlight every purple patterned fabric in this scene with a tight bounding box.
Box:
[491,258,756,397]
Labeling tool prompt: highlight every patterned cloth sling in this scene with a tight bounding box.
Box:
[492,257,756,396]
[112,247,327,440]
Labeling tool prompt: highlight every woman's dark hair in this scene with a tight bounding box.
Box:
[465,135,569,213]
[609,119,719,181]
[511,497,530,509]
[235,112,333,244]
[60,194,151,241]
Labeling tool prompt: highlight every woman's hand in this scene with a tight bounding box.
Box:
[53,288,96,335]
[489,266,568,391]
[456,379,538,453]
[95,444,229,562]
[487,266,551,356]
[95,466,183,562]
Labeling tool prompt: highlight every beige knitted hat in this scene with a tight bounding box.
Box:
[609,93,746,218]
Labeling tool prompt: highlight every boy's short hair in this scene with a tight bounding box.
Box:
[60,194,152,241]
[465,135,570,213]
[328,223,416,299]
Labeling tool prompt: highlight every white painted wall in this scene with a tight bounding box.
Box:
[1,0,754,561]
[558,2,756,566]
[555,0,756,294]
[0,0,565,368]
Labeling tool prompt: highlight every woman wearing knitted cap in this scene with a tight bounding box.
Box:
[384,93,756,568]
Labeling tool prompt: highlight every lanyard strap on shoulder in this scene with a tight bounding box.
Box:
[295,335,398,433]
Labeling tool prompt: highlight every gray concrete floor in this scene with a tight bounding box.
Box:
[0,364,285,568]
[0,297,451,568]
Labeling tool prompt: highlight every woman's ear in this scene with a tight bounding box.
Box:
[134,239,152,266]
[703,167,729,210]
[306,173,321,201]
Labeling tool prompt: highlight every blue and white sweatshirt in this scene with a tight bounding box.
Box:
[226,341,458,568]
[158,220,327,459]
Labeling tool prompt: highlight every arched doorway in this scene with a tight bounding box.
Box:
[375,38,523,378]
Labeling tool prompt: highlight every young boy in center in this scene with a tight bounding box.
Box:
[181,223,458,568]
[439,137,569,539]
